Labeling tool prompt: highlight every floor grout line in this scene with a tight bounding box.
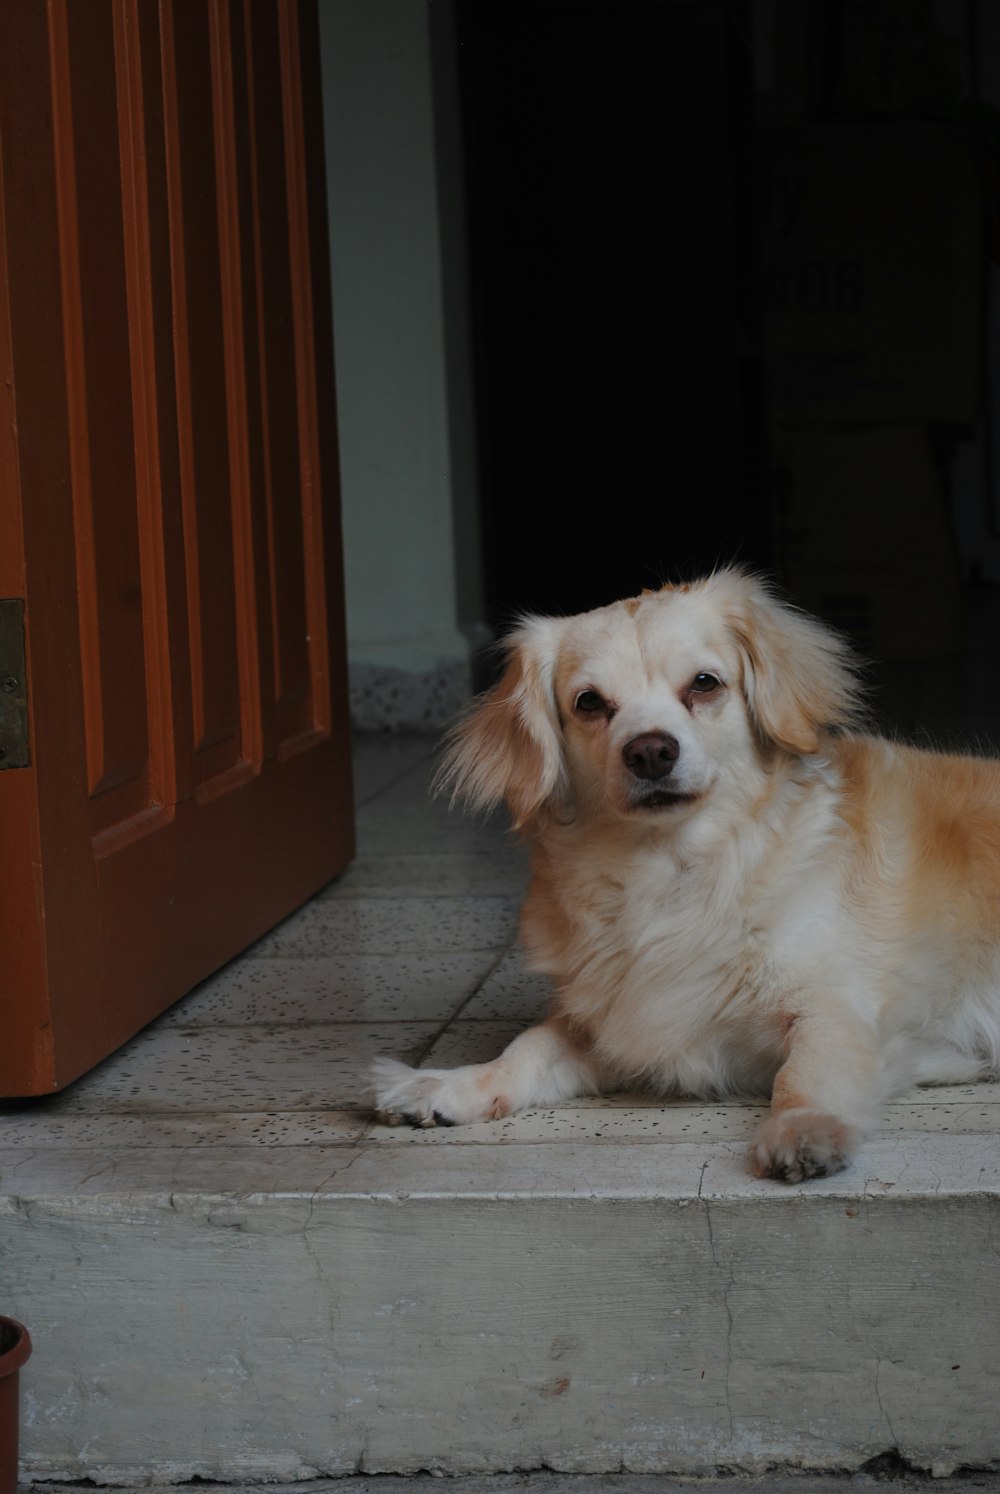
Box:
[411,945,519,1067]
[351,739,439,810]
[149,1016,535,1033]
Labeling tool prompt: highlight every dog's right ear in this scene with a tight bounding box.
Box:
[435,618,565,830]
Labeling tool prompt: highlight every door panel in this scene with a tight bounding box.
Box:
[0,0,353,1096]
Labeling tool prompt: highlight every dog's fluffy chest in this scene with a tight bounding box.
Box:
[521,815,836,1094]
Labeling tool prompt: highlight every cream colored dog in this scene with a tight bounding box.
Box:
[373,570,1000,1181]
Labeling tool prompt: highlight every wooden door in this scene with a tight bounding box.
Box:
[0,0,354,1097]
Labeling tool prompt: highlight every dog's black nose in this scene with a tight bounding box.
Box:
[622,732,679,781]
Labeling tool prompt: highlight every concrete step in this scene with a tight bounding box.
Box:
[4,1076,999,1482]
[2,737,999,1483]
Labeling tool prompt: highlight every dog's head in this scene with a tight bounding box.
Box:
[438,570,863,830]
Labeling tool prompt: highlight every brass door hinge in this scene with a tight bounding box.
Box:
[0,600,29,769]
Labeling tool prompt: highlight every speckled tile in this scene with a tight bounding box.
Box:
[7,1129,1000,1205]
[158,950,505,1027]
[323,850,530,899]
[350,737,513,855]
[462,947,552,1020]
[353,747,437,803]
[366,1091,1000,1146]
[893,1081,1000,1105]
[248,894,519,957]
[877,1097,1000,1132]
[354,765,508,855]
[0,1144,371,1198]
[0,1109,367,1149]
[351,732,435,807]
[36,1023,434,1113]
[354,808,507,858]
[370,1102,770,1145]
[343,1131,1000,1200]
[420,1019,531,1067]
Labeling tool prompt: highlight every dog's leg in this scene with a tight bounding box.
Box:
[748,1004,879,1183]
[372,1017,601,1127]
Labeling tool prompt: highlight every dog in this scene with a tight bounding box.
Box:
[372,569,1000,1181]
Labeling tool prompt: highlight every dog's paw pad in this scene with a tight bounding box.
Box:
[749,1109,858,1184]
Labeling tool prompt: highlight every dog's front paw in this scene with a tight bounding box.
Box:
[371,1056,512,1129]
[371,1057,451,1127]
[748,1108,859,1183]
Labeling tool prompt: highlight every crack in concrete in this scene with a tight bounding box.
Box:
[74,1159,118,1191]
[874,1357,900,1450]
[302,1194,341,1342]
[333,1147,366,1179]
[8,1148,37,1172]
[354,1424,371,1474]
[703,1195,735,1448]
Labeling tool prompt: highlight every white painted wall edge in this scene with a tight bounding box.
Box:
[319,0,488,730]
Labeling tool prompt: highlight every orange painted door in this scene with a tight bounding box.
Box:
[0,0,354,1096]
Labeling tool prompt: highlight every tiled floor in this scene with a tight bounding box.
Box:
[4,732,1000,1176]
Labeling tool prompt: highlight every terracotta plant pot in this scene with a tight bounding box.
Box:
[0,1317,31,1494]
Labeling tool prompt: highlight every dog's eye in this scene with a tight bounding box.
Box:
[690,672,721,694]
[575,689,606,714]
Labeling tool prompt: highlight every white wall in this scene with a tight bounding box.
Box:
[318,0,486,727]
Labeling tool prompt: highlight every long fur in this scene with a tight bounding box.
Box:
[434,615,567,829]
[373,570,1000,1182]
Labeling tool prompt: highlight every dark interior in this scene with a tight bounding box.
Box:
[455,0,1000,740]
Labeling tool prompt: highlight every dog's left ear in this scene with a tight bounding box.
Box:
[721,574,862,755]
[435,617,566,829]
